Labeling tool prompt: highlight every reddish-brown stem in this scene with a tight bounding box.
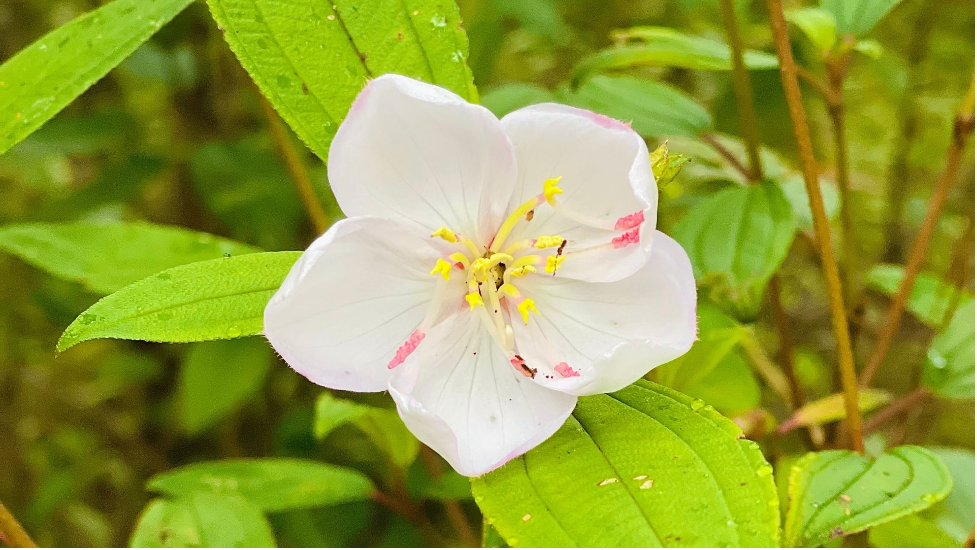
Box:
[418,445,477,547]
[258,95,330,235]
[863,387,931,435]
[860,77,976,388]
[824,49,859,307]
[370,490,444,547]
[701,133,753,181]
[765,0,864,453]
[0,501,36,548]
[719,0,763,182]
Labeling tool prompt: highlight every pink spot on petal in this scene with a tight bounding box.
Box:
[454,262,465,270]
[611,228,640,249]
[614,210,645,231]
[387,330,425,369]
[554,362,580,378]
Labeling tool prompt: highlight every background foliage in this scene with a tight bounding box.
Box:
[0,0,973,547]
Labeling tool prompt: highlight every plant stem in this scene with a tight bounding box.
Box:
[824,48,859,306]
[701,132,753,181]
[936,202,975,332]
[769,276,806,409]
[860,75,976,388]
[863,387,931,435]
[0,501,36,548]
[719,0,763,182]
[418,445,477,547]
[258,95,330,235]
[764,0,865,453]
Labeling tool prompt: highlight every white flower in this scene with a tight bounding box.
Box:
[264,74,697,476]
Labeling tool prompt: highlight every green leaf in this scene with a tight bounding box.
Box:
[480,83,556,117]
[315,393,419,468]
[572,26,778,84]
[654,303,746,392]
[0,222,260,295]
[673,181,797,320]
[923,298,975,399]
[869,447,975,547]
[129,492,276,548]
[558,76,712,138]
[787,8,838,52]
[206,0,477,161]
[865,264,972,327]
[57,251,300,351]
[784,446,952,547]
[471,381,780,547]
[0,0,194,155]
[178,338,272,434]
[147,459,375,513]
[649,142,691,188]
[777,389,892,434]
[820,0,904,37]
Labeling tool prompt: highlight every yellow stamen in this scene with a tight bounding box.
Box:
[504,239,532,255]
[490,196,541,253]
[543,176,563,205]
[545,255,565,274]
[508,265,537,278]
[517,298,540,324]
[430,227,457,243]
[465,292,483,309]
[449,252,470,269]
[534,235,564,249]
[429,258,452,280]
[498,283,520,298]
[458,235,483,258]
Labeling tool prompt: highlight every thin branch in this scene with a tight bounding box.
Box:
[0,501,36,548]
[719,0,763,182]
[769,276,806,409]
[824,49,859,307]
[258,95,331,235]
[796,66,834,103]
[764,0,865,453]
[936,203,975,332]
[419,445,477,548]
[860,75,976,387]
[701,132,752,181]
[863,387,931,435]
[370,490,444,547]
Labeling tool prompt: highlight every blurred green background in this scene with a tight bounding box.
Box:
[0,0,973,546]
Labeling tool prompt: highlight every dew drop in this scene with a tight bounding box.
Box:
[756,464,773,477]
[227,326,243,338]
[690,398,705,412]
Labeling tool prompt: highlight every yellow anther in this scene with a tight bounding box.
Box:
[470,257,491,280]
[429,258,452,280]
[543,176,564,205]
[517,298,540,324]
[448,252,470,269]
[487,252,513,266]
[430,227,458,243]
[498,283,520,298]
[545,255,565,274]
[465,292,484,310]
[508,265,537,278]
[534,235,565,249]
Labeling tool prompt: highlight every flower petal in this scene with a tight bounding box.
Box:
[500,103,657,282]
[388,312,576,476]
[264,216,462,392]
[329,74,517,245]
[510,231,697,396]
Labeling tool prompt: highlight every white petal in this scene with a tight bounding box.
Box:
[500,103,657,282]
[329,74,517,245]
[264,217,462,392]
[388,312,576,476]
[510,231,697,396]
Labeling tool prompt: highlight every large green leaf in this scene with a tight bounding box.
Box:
[0,0,194,155]
[57,251,300,351]
[471,381,780,547]
[558,76,712,138]
[314,393,419,468]
[673,181,796,320]
[923,298,975,399]
[129,492,276,547]
[865,264,971,327]
[206,0,477,161]
[147,459,374,513]
[869,447,975,547]
[481,83,556,117]
[784,446,952,547]
[178,339,273,434]
[0,222,259,295]
[572,26,778,84]
[820,0,904,37]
